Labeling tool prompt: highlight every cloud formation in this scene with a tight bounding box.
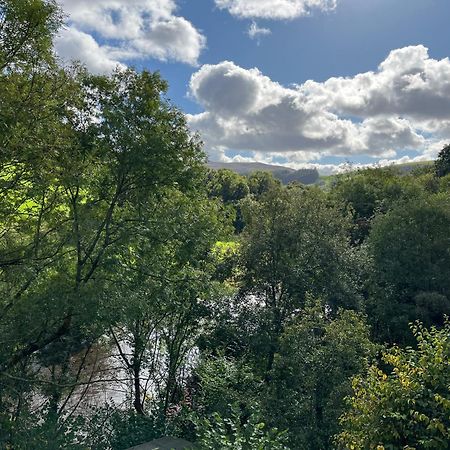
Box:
[188,46,450,168]
[215,0,337,20]
[302,46,450,121]
[55,0,205,72]
[55,28,125,74]
[247,22,272,42]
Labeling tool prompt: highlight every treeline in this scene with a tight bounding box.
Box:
[1,1,450,449]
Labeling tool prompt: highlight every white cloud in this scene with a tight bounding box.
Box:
[55,0,206,72]
[358,117,425,155]
[247,22,271,42]
[188,46,450,166]
[59,0,176,39]
[54,27,125,74]
[215,0,337,20]
[130,17,206,65]
[301,46,450,120]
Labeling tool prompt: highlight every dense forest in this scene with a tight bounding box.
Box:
[1,1,449,449]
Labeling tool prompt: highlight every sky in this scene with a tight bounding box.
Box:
[54,0,450,174]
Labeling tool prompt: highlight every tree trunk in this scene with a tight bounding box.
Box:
[133,364,144,415]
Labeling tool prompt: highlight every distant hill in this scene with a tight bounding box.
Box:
[207,161,319,185]
[392,160,434,173]
[207,160,434,186]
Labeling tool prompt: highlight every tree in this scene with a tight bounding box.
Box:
[207,169,250,232]
[0,1,208,443]
[331,167,423,244]
[106,189,229,417]
[237,185,361,378]
[367,193,450,343]
[190,354,263,426]
[268,302,376,449]
[435,144,450,177]
[0,0,61,70]
[247,171,281,197]
[0,0,64,176]
[0,67,205,372]
[208,169,250,204]
[338,321,450,449]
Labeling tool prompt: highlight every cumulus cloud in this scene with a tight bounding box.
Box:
[215,0,337,20]
[55,0,206,72]
[54,28,125,74]
[187,46,450,166]
[302,46,450,120]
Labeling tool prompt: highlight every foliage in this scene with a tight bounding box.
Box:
[83,405,165,450]
[331,167,424,243]
[210,240,241,283]
[207,168,250,232]
[0,0,61,69]
[435,144,450,177]
[247,171,281,197]
[0,402,85,450]
[338,321,450,449]
[204,187,355,368]
[268,301,377,449]
[193,355,263,419]
[1,1,450,447]
[0,0,210,443]
[240,185,361,312]
[0,65,206,367]
[106,189,229,417]
[208,169,250,204]
[367,193,450,343]
[195,407,289,450]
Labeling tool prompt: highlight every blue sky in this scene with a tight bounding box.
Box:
[164,0,450,110]
[55,0,450,173]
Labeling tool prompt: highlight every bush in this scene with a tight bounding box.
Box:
[195,406,289,450]
[337,321,450,449]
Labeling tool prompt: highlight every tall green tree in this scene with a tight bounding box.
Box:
[367,193,450,343]
[237,185,361,378]
[107,189,229,418]
[435,144,450,177]
[207,169,250,232]
[0,0,60,70]
[268,302,376,449]
[208,169,250,204]
[0,67,205,373]
[247,171,281,197]
[331,167,423,244]
[0,1,208,444]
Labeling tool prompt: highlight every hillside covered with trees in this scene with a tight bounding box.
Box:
[0,1,450,449]
[208,162,320,185]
